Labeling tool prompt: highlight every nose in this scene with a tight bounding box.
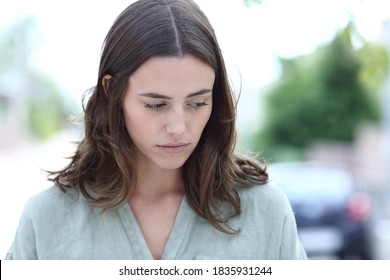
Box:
[165,107,186,135]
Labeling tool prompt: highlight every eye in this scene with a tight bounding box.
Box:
[188,101,209,109]
[144,103,167,111]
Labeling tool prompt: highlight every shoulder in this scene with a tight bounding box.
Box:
[236,183,307,259]
[238,182,292,214]
[235,182,297,226]
[7,187,83,259]
[21,186,92,222]
[24,186,78,212]
[17,186,101,245]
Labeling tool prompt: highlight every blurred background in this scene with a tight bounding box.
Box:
[0,0,389,259]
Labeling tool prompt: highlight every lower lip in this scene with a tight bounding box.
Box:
[157,144,190,154]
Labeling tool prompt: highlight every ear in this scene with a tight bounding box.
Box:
[102,74,112,97]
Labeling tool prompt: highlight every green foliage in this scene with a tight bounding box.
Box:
[255,23,387,157]
[358,43,389,94]
[26,74,72,139]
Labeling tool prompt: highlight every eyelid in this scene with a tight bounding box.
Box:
[144,102,167,111]
[187,94,211,102]
[187,101,209,109]
[142,93,211,112]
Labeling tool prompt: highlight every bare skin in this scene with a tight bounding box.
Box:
[129,166,185,259]
[129,187,184,259]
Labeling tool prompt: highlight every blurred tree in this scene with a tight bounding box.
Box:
[0,17,77,141]
[255,23,388,160]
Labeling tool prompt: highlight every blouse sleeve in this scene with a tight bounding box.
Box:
[279,205,308,259]
[5,202,38,260]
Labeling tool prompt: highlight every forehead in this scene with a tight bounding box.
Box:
[127,55,215,96]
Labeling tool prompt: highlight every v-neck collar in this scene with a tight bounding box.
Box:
[116,196,195,260]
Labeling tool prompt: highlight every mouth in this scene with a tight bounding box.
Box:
[156,143,190,154]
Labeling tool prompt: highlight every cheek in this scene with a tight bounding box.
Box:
[123,109,162,144]
[123,109,146,137]
[194,109,212,134]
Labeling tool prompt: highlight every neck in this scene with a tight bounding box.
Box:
[132,165,185,199]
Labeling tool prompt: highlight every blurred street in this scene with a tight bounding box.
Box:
[368,192,390,260]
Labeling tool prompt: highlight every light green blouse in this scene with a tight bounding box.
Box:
[6,183,307,260]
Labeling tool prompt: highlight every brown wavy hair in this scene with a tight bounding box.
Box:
[48,0,268,234]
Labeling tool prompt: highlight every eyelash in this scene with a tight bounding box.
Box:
[144,103,166,111]
[144,102,209,111]
[190,101,209,109]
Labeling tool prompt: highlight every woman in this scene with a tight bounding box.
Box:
[6,0,307,260]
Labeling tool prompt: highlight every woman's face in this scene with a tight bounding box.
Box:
[122,54,214,171]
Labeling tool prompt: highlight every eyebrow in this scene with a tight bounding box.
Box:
[138,88,212,100]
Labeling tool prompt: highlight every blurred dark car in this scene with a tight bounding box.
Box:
[269,161,372,259]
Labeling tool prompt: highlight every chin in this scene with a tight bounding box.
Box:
[158,162,186,171]
[156,158,188,170]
